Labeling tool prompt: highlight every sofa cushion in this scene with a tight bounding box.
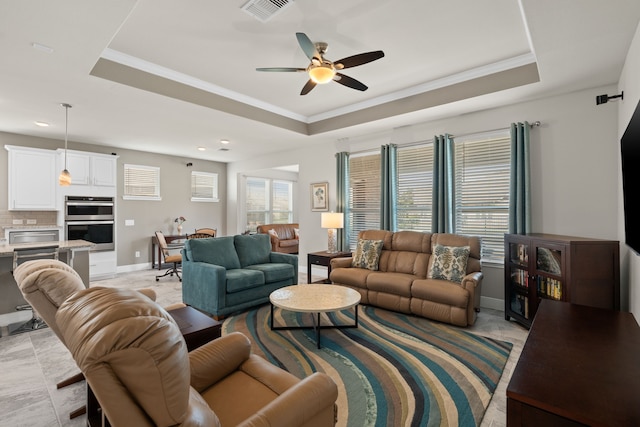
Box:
[267,229,278,238]
[278,239,299,249]
[246,263,295,283]
[352,239,384,270]
[412,279,469,308]
[427,244,470,284]
[367,272,416,297]
[188,237,241,270]
[226,269,265,293]
[234,234,271,267]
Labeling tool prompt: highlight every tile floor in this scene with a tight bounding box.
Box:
[0,268,528,427]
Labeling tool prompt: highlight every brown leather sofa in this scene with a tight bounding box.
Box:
[257,223,299,254]
[56,286,338,427]
[330,230,483,327]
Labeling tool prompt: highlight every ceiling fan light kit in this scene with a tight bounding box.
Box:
[308,63,335,84]
[256,32,384,95]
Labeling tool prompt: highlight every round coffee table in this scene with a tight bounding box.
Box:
[269,284,361,349]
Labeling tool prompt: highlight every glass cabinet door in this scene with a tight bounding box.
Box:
[507,241,531,320]
[533,244,564,302]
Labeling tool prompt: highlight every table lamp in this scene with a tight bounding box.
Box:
[321,212,344,253]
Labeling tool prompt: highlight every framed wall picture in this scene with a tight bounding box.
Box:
[311,182,329,211]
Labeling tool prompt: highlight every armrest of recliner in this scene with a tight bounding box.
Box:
[189,332,252,392]
[238,372,338,427]
[461,271,483,291]
[330,257,353,269]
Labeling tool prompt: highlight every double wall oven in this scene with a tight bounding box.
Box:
[65,196,115,251]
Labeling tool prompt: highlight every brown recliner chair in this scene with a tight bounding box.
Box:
[13,259,166,420]
[56,286,338,427]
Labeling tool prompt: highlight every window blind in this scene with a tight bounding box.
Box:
[348,152,380,249]
[123,164,160,200]
[191,171,219,202]
[397,143,433,232]
[454,134,511,263]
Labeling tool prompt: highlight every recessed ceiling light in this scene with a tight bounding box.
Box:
[31,42,54,54]
[220,139,230,144]
[197,146,206,151]
[34,121,49,127]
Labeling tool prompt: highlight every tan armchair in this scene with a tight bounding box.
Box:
[56,286,338,427]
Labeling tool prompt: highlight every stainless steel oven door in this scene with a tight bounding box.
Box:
[65,197,114,221]
[65,220,115,251]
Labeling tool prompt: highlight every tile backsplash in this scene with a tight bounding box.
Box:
[0,210,57,229]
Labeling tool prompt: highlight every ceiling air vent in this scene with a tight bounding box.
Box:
[218,148,230,152]
[241,0,294,22]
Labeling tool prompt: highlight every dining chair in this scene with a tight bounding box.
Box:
[194,227,217,237]
[155,231,182,281]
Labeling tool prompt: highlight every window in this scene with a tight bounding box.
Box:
[454,132,511,263]
[123,164,160,200]
[348,152,380,249]
[191,171,219,202]
[245,177,293,231]
[397,143,433,232]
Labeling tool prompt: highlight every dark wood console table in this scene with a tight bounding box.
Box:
[507,300,640,426]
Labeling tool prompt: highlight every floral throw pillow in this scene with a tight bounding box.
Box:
[352,239,384,271]
[427,244,471,284]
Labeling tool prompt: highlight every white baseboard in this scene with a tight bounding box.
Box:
[480,296,504,311]
[117,263,152,274]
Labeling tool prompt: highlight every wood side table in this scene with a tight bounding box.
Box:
[307,250,352,284]
[169,305,222,350]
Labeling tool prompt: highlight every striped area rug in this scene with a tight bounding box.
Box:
[222,304,512,427]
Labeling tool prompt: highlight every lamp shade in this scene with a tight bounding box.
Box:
[321,212,344,229]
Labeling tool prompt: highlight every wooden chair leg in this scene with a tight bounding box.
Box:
[56,371,85,389]
[70,405,87,419]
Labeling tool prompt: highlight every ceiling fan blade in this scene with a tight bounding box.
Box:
[333,73,368,91]
[296,32,321,62]
[256,67,306,72]
[300,79,317,95]
[334,51,385,70]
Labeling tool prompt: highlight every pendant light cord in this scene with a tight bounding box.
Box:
[61,103,72,170]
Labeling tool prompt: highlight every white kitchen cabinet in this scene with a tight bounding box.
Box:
[92,155,117,187]
[89,250,117,280]
[58,149,117,188]
[5,145,57,210]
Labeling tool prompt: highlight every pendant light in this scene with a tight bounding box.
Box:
[58,103,72,186]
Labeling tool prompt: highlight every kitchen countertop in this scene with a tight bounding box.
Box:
[0,239,94,256]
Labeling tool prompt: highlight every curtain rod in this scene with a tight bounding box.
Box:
[451,121,541,140]
[344,121,541,155]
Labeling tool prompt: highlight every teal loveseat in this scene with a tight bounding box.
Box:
[181,234,298,319]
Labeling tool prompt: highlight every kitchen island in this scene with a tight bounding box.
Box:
[0,239,94,319]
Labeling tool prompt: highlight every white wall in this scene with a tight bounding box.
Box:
[618,21,640,319]
[227,84,621,308]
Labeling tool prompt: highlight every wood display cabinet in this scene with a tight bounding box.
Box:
[504,233,620,328]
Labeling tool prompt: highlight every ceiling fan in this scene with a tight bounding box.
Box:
[256,32,385,95]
